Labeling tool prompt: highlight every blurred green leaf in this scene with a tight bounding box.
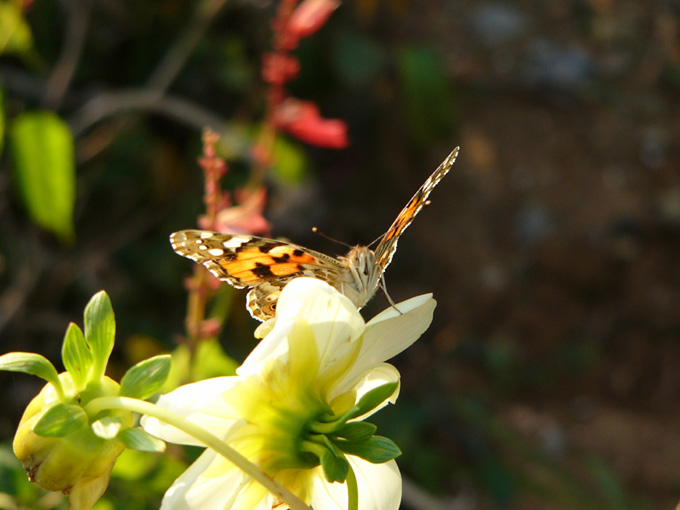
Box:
[83,291,116,380]
[271,136,308,185]
[0,1,33,56]
[119,355,171,400]
[9,111,76,242]
[0,352,60,388]
[334,31,387,87]
[62,322,93,390]
[396,46,457,146]
[34,403,87,437]
[117,428,165,453]
[0,88,5,159]
[192,338,238,381]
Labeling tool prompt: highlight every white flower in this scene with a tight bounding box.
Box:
[142,278,435,510]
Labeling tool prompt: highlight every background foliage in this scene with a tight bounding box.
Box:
[2,0,680,509]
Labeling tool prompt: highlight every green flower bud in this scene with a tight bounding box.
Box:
[13,371,132,507]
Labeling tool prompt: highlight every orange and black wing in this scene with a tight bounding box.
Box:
[169,230,345,320]
[373,147,459,270]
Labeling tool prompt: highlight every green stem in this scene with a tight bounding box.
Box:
[346,463,358,510]
[85,396,312,510]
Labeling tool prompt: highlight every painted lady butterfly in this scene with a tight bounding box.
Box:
[170,147,459,321]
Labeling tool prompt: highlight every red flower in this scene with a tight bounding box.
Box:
[288,0,340,44]
[274,98,349,148]
[262,53,300,85]
[200,187,271,236]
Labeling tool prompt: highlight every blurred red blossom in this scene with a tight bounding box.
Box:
[274,98,349,148]
[262,53,300,85]
[260,0,349,150]
[200,187,271,236]
[288,0,340,46]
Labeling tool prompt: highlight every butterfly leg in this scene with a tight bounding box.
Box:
[379,274,404,315]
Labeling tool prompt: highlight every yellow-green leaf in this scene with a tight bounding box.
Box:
[10,111,76,242]
[0,88,5,159]
[0,1,33,56]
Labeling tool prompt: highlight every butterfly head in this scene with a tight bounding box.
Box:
[337,246,382,309]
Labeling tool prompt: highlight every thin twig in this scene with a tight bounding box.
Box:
[43,0,92,109]
[69,90,229,137]
[146,0,230,92]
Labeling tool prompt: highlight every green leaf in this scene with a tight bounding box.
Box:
[396,46,458,146]
[192,338,237,381]
[34,403,87,437]
[117,428,166,453]
[119,355,171,400]
[333,421,377,442]
[0,352,60,387]
[0,88,5,159]
[62,322,92,390]
[0,1,34,56]
[271,136,308,185]
[335,435,401,464]
[350,381,398,419]
[9,111,76,242]
[334,31,387,87]
[83,291,115,380]
[320,449,349,483]
[91,416,123,439]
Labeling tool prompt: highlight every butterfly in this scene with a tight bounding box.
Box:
[170,147,459,321]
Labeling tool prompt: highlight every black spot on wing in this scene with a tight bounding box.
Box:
[271,253,291,263]
[252,262,275,278]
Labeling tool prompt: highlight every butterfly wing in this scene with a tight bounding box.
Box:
[373,147,459,270]
[170,230,346,320]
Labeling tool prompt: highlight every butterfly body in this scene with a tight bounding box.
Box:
[171,147,459,321]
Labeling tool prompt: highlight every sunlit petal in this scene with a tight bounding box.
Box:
[142,377,240,445]
[310,458,401,510]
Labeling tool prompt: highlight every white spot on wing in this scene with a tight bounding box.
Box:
[208,248,224,256]
[200,232,214,239]
[222,237,250,249]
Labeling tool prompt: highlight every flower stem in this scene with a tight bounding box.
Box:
[346,464,358,510]
[85,396,313,510]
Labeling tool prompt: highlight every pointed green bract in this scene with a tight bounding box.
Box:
[320,448,349,484]
[117,428,166,453]
[335,435,401,464]
[83,291,115,381]
[334,421,377,442]
[33,403,88,437]
[62,322,93,390]
[349,381,398,419]
[9,111,75,242]
[119,355,171,400]
[0,352,61,390]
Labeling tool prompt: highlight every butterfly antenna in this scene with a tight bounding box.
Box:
[311,227,352,249]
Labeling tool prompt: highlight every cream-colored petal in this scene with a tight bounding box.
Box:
[239,278,365,378]
[358,295,435,370]
[141,377,240,445]
[160,449,247,510]
[310,458,401,510]
[330,363,400,417]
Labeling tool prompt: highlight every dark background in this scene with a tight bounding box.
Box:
[1,0,680,508]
